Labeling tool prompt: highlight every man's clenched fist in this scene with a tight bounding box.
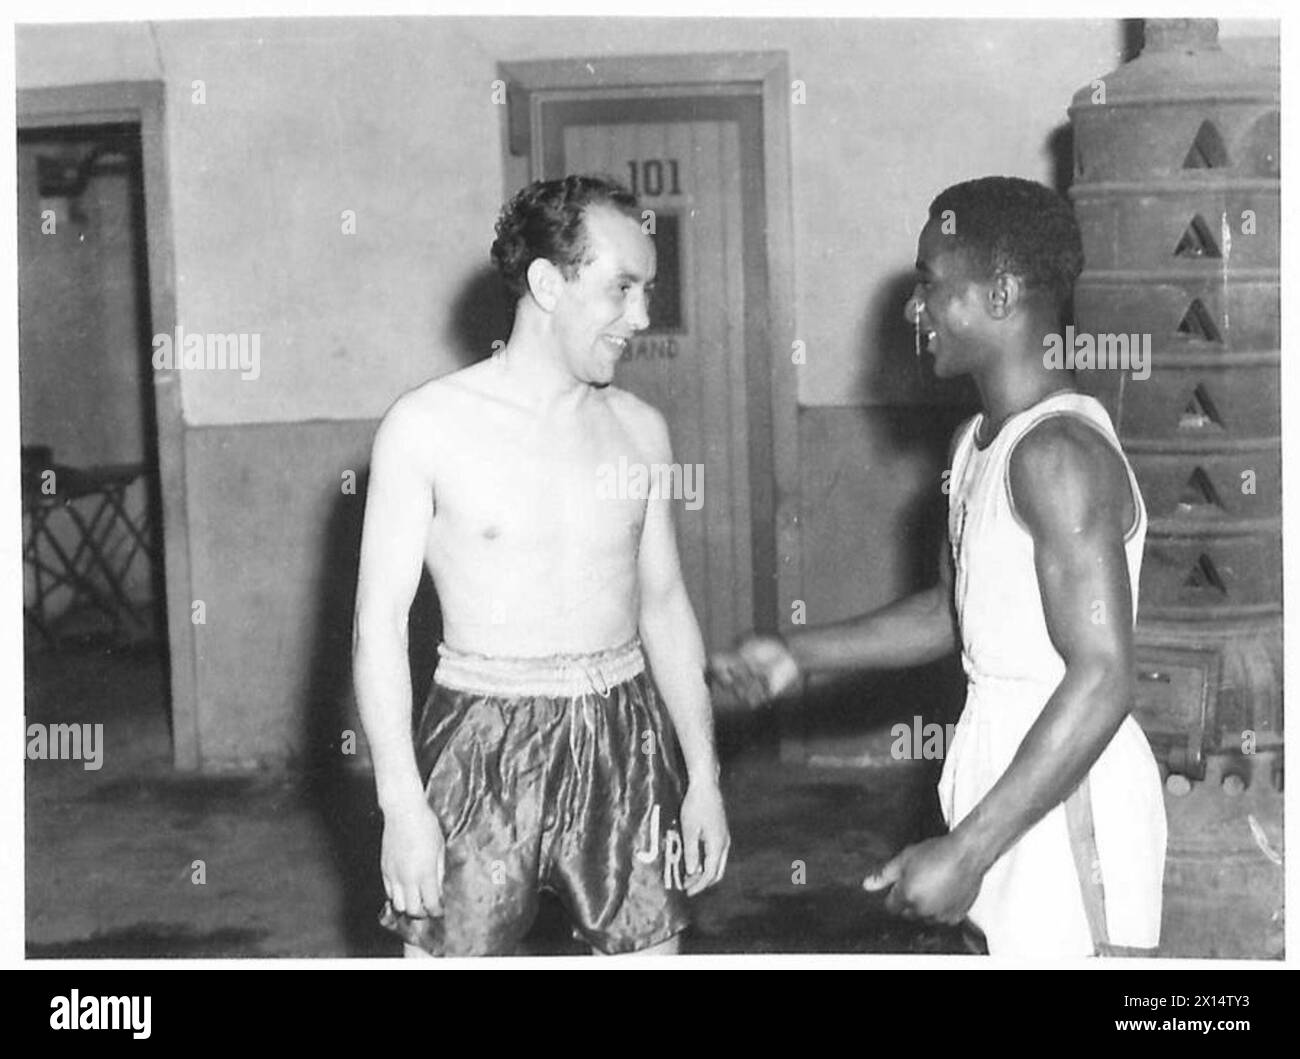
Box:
[709,634,802,709]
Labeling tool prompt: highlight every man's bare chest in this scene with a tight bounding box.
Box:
[430,420,648,551]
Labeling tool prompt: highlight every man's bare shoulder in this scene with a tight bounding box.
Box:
[1009,414,1130,536]
[370,366,496,478]
[380,362,499,433]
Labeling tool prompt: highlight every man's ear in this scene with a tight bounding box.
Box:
[987,271,1024,320]
[526,258,564,312]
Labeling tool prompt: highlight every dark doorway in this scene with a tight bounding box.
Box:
[18,122,169,673]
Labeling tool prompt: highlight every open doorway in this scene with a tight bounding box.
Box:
[19,83,195,769]
[18,122,163,649]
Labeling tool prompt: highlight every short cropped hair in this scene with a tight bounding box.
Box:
[928,177,1083,311]
[491,175,641,300]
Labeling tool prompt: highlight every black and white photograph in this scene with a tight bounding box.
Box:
[9,5,1289,978]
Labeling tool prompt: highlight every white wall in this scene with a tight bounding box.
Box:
[18,16,1139,420]
[17,15,1277,763]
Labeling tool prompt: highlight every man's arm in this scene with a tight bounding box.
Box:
[353,393,444,917]
[785,534,958,673]
[634,409,729,895]
[713,541,956,706]
[786,419,968,673]
[711,426,966,707]
[868,418,1139,920]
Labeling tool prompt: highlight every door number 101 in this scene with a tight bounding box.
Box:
[626,159,682,198]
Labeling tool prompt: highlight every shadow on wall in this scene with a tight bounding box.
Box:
[1122,18,1144,62]
[299,262,516,955]
[1046,125,1074,197]
[444,263,517,368]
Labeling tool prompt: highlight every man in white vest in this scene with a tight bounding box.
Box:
[712,177,1166,957]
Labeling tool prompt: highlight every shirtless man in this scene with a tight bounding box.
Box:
[711,177,1166,957]
[353,175,728,957]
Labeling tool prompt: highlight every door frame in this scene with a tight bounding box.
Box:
[18,82,200,769]
[498,52,802,636]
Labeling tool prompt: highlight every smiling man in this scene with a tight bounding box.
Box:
[354,175,728,957]
[712,177,1166,957]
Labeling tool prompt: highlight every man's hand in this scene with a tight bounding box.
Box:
[679,780,730,897]
[709,634,801,709]
[861,834,986,925]
[380,800,446,919]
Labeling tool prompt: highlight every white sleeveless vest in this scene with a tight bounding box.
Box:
[938,391,1167,956]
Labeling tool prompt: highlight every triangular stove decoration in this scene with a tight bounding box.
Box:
[1183,553,1228,595]
[1176,298,1222,343]
[1178,383,1225,432]
[1182,119,1230,170]
[1176,466,1224,512]
[1173,214,1222,259]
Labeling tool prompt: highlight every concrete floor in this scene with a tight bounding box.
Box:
[25,643,975,958]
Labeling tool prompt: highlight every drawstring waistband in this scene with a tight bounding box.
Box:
[434,638,647,785]
[434,637,646,699]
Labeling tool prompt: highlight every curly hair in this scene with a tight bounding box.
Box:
[490,175,641,301]
[928,177,1083,311]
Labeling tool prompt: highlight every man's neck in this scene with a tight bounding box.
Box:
[495,321,592,415]
[972,333,1077,444]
